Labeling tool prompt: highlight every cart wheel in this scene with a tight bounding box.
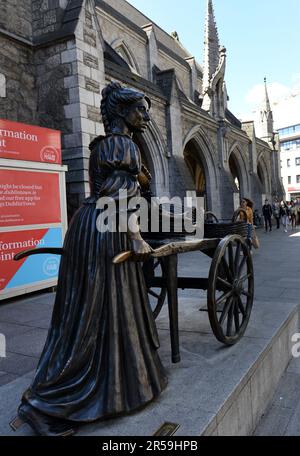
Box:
[143,258,167,319]
[207,234,254,345]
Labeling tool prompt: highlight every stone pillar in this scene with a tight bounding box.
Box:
[61,0,106,217]
[142,23,158,83]
[185,57,198,101]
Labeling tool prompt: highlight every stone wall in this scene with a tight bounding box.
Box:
[61,2,106,217]
[0,35,36,124]
[0,0,32,39]
[32,0,68,39]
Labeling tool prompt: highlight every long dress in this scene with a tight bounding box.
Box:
[22,133,167,422]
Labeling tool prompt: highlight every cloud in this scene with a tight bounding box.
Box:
[240,80,300,132]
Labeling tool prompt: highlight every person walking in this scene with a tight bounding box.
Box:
[280,202,289,233]
[262,199,273,232]
[297,204,300,226]
[240,198,254,251]
[272,199,281,229]
[290,201,297,230]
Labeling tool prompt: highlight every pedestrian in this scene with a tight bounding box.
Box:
[290,201,297,230]
[253,209,262,228]
[272,198,281,229]
[280,202,289,233]
[262,198,273,232]
[240,197,254,251]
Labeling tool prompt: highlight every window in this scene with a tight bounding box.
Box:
[297,176,300,184]
[288,176,291,184]
[278,124,300,137]
[281,140,300,151]
[281,141,293,150]
[287,159,291,167]
[296,158,300,166]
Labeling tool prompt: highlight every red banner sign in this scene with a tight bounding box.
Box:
[0,119,61,164]
[0,229,48,290]
[0,169,61,227]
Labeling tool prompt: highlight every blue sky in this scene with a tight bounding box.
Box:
[127,0,300,129]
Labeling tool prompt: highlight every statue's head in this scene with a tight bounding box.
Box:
[100,82,151,135]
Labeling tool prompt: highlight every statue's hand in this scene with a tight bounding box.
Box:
[131,238,152,261]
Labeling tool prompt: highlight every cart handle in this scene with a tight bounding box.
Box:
[14,247,64,261]
[112,239,219,264]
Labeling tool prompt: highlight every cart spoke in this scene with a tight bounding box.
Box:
[233,299,240,332]
[226,302,234,336]
[241,290,253,298]
[221,257,233,281]
[228,242,234,274]
[219,297,233,325]
[238,255,247,277]
[217,277,232,289]
[216,289,233,306]
[234,242,241,273]
[148,289,160,299]
[239,273,253,283]
[237,296,247,317]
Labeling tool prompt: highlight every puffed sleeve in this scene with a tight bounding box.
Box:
[89,135,142,201]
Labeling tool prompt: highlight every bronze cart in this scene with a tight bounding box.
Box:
[111,208,253,363]
[14,210,254,365]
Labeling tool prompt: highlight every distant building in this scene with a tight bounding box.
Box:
[278,124,300,201]
[0,0,284,218]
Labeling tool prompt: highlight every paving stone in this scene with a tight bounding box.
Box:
[0,372,18,387]
[284,403,300,436]
[273,373,300,409]
[0,352,38,376]
[254,405,294,436]
[0,321,36,338]
[287,356,300,375]
[7,329,48,358]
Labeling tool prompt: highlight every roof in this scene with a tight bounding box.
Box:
[97,0,203,73]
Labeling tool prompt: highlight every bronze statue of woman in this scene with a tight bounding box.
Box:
[13,82,168,436]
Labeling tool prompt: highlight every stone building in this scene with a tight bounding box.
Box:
[0,0,284,218]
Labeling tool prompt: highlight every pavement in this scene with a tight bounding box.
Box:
[0,222,300,435]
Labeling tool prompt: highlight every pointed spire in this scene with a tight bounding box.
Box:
[264,77,271,113]
[260,77,274,140]
[203,0,220,91]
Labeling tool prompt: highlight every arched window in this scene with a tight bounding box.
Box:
[111,39,140,75]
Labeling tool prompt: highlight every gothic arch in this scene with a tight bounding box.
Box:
[183,125,219,211]
[257,155,271,194]
[133,118,169,196]
[110,38,140,74]
[228,145,250,198]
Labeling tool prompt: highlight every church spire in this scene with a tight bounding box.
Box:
[260,77,274,140]
[203,0,220,91]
